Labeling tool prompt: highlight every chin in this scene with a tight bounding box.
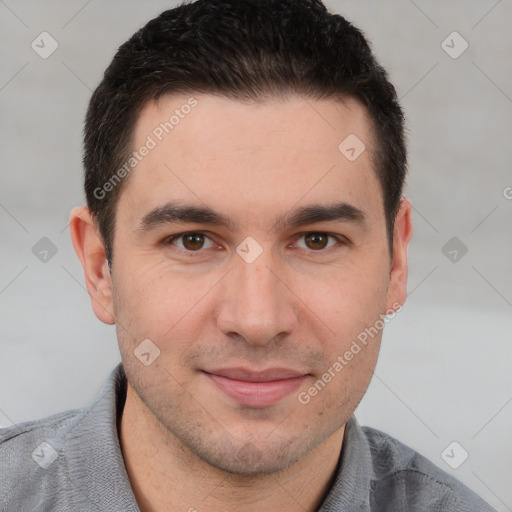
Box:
[181,429,320,477]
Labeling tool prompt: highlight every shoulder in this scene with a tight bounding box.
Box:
[0,407,85,463]
[0,408,84,445]
[0,408,87,510]
[362,425,496,512]
[0,365,135,511]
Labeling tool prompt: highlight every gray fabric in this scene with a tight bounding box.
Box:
[1,364,496,512]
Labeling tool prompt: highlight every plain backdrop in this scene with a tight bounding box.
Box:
[1,1,511,510]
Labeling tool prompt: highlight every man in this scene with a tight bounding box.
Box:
[0,1,496,510]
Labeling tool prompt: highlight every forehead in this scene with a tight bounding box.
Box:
[135,92,373,159]
[121,93,383,228]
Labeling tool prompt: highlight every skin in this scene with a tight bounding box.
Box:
[70,93,412,511]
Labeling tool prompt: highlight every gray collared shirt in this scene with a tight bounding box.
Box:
[1,364,495,511]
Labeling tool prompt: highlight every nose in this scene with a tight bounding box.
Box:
[215,251,298,346]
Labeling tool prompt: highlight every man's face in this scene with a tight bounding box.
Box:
[109,93,406,474]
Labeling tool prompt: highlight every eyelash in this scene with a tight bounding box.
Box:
[163,231,347,253]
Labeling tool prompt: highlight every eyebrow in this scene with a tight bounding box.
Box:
[136,201,367,232]
[275,202,366,231]
[137,203,235,231]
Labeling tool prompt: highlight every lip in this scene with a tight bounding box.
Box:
[203,368,308,408]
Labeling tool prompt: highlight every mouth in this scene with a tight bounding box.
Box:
[202,367,308,408]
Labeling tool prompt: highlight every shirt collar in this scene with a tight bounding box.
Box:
[65,363,140,511]
[318,415,375,511]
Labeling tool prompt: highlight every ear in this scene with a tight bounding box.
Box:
[386,198,413,311]
[69,206,115,324]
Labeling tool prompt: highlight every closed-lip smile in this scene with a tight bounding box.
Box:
[202,367,308,408]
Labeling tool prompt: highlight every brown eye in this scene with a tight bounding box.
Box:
[304,232,329,250]
[181,232,205,250]
[164,231,217,254]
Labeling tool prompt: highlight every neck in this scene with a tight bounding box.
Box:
[119,384,344,512]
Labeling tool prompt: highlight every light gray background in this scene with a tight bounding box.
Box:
[1,1,511,510]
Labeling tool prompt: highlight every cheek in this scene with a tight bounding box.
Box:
[112,263,218,353]
[322,340,380,417]
[296,332,381,442]
[299,256,390,337]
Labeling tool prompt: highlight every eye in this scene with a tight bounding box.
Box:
[294,232,341,251]
[165,232,216,251]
